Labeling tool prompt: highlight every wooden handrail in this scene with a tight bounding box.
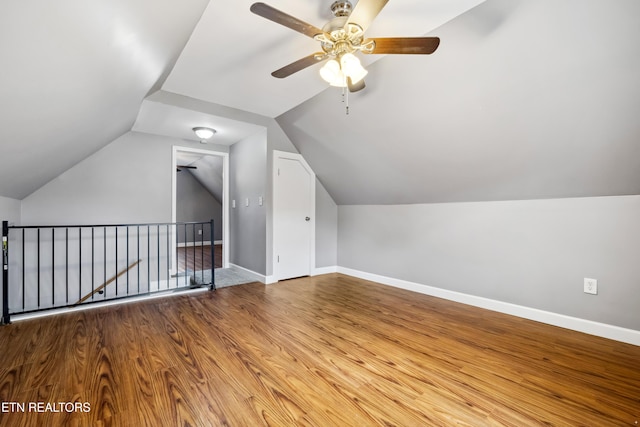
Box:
[74,260,141,306]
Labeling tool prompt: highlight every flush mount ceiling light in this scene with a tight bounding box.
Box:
[192,127,217,142]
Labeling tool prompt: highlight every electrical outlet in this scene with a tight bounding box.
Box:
[584,278,598,295]
[198,230,202,235]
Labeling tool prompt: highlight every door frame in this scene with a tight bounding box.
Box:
[171,146,230,272]
[272,150,315,281]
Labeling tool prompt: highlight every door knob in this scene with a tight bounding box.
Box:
[305,217,310,221]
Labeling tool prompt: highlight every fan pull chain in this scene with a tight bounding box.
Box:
[346,87,349,115]
[340,86,350,115]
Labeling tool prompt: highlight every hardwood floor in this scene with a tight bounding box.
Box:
[177,244,222,272]
[1,273,638,426]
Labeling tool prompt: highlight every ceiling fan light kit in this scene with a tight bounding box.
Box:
[319,54,367,87]
[250,0,440,113]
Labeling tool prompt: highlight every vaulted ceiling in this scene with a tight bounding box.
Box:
[277,0,640,204]
[1,0,639,204]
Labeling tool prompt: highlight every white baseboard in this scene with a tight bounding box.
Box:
[265,275,278,285]
[229,263,267,284]
[337,267,640,347]
[10,287,210,323]
[312,265,338,276]
[214,240,223,245]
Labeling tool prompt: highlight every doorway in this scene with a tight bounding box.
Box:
[171,146,230,276]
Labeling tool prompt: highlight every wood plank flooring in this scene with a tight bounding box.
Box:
[177,244,221,272]
[1,273,639,426]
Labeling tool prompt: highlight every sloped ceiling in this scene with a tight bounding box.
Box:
[277,0,640,204]
[163,0,486,118]
[0,0,209,199]
[2,0,639,206]
[176,152,224,203]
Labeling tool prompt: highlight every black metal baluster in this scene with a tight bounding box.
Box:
[157,225,160,289]
[210,220,215,290]
[2,222,10,324]
[103,227,106,299]
[126,226,129,295]
[192,223,196,283]
[91,228,94,301]
[115,227,118,297]
[65,228,68,304]
[184,223,188,287]
[22,228,25,312]
[146,226,150,289]
[137,225,140,295]
[51,228,55,306]
[78,228,82,303]
[201,223,204,284]
[37,228,40,308]
[166,224,169,289]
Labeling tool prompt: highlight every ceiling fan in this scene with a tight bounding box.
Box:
[250,0,440,93]
[177,165,197,172]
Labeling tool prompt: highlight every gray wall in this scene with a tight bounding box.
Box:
[21,131,228,225]
[0,196,20,224]
[176,170,223,242]
[230,130,267,274]
[151,91,339,277]
[316,179,337,268]
[338,195,640,331]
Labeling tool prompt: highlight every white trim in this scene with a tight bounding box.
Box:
[272,150,316,282]
[312,266,338,276]
[11,287,210,323]
[265,275,278,285]
[214,240,223,246]
[337,267,640,347]
[172,146,230,272]
[229,263,267,284]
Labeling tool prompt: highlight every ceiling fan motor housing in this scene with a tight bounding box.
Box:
[330,1,352,17]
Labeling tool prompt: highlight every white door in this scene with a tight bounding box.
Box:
[274,152,315,280]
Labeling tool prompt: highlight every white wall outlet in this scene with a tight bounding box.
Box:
[258,196,263,206]
[245,198,249,207]
[198,229,202,235]
[232,199,236,208]
[584,278,598,295]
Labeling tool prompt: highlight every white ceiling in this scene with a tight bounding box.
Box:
[176,152,224,202]
[0,0,209,199]
[2,0,638,206]
[277,0,640,204]
[163,0,486,117]
[132,99,264,145]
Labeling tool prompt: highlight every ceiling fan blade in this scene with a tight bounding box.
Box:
[364,37,440,54]
[250,2,324,39]
[272,53,327,79]
[177,165,197,169]
[347,77,366,93]
[347,0,389,32]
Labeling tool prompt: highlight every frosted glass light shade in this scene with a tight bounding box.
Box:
[193,127,216,140]
[320,59,346,87]
[340,53,367,84]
